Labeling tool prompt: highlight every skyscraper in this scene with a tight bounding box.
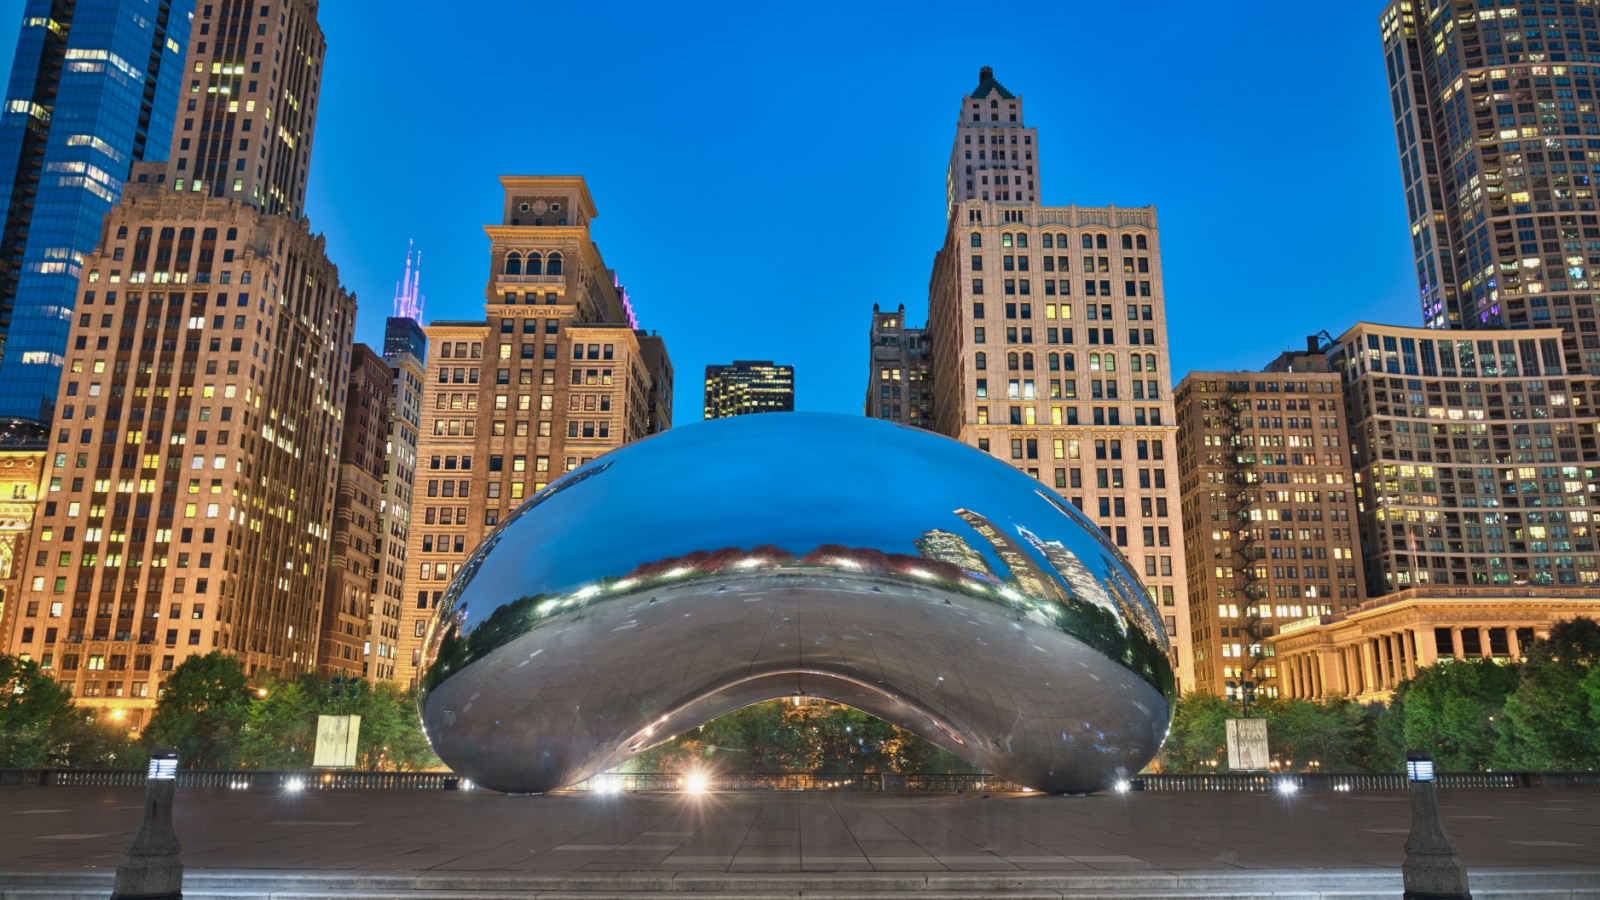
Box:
[375,315,424,683]
[395,175,673,687]
[1173,345,1367,700]
[0,0,193,421]
[925,68,1193,690]
[865,304,933,427]
[2,0,355,726]
[703,360,794,419]
[1326,321,1600,593]
[1379,0,1600,357]
[317,344,389,678]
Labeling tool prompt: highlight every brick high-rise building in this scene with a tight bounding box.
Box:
[0,0,193,420]
[703,360,794,419]
[1327,321,1600,594]
[1,0,355,727]
[924,68,1193,690]
[1379,0,1600,364]
[317,344,388,678]
[865,304,933,428]
[1174,343,1366,700]
[395,175,672,687]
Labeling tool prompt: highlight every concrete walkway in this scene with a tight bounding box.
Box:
[0,786,1597,896]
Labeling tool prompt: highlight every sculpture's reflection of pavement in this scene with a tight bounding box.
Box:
[1,786,1596,878]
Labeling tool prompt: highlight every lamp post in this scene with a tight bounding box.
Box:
[1224,679,1257,717]
[1403,750,1471,900]
[111,747,182,900]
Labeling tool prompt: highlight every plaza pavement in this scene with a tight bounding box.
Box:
[1,785,1598,897]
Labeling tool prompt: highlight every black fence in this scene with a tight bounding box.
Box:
[2,768,1596,793]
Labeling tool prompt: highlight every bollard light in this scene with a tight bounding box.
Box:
[111,747,183,900]
[146,749,178,781]
[1402,748,1472,899]
[1406,750,1435,783]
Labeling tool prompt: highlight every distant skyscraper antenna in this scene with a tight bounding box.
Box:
[394,240,425,322]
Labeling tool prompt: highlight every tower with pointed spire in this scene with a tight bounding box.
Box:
[393,240,425,322]
[946,66,1039,217]
[923,67,1193,692]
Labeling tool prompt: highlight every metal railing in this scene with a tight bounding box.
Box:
[0,769,462,790]
[2,768,1594,793]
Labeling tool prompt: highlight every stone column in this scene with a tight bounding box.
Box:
[1417,627,1440,667]
[1450,627,1465,661]
[1359,641,1377,696]
[1479,627,1493,659]
[1507,626,1521,662]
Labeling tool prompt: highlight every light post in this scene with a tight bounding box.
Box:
[1224,679,1258,717]
[111,747,182,900]
[1402,750,1472,899]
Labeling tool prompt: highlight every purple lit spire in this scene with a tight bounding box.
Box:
[393,240,425,322]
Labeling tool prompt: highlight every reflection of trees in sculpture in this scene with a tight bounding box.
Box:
[618,700,981,776]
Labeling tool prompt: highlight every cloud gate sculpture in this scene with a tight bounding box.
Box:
[419,413,1175,794]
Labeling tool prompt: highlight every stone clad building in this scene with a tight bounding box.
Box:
[1274,586,1600,702]
[865,304,933,428]
[924,68,1192,689]
[395,176,672,687]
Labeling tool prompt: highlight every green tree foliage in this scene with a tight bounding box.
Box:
[1389,657,1518,772]
[1257,697,1374,773]
[349,680,438,771]
[0,653,137,767]
[1153,691,1231,772]
[142,651,252,769]
[142,655,438,771]
[622,700,979,775]
[1494,618,1600,770]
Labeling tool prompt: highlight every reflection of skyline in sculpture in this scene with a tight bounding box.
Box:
[419,413,1173,795]
[1102,563,1163,642]
[1014,525,1123,625]
[913,529,994,577]
[952,508,1064,602]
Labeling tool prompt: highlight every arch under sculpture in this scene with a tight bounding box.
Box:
[419,413,1175,794]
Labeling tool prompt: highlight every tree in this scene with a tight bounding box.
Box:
[142,651,251,769]
[1153,692,1231,773]
[0,653,137,768]
[1495,618,1600,770]
[0,654,76,767]
[1258,697,1372,773]
[349,681,438,771]
[236,674,320,769]
[1390,657,1519,772]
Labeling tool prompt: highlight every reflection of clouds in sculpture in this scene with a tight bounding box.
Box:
[420,413,1174,795]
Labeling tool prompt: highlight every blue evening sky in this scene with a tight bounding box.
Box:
[0,1,1416,420]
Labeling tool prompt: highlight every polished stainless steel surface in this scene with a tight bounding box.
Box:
[420,413,1174,794]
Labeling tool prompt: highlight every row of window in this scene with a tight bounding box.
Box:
[972,278,1152,297]
[975,350,1161,373]
[971,325,1160,348]
[502,252,564,276]
[976,406,1164,427]
[973,232,1149,251]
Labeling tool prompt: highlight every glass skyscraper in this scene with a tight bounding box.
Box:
[0,0,191,420]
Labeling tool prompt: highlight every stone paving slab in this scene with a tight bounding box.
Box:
[0,785,1597,895]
